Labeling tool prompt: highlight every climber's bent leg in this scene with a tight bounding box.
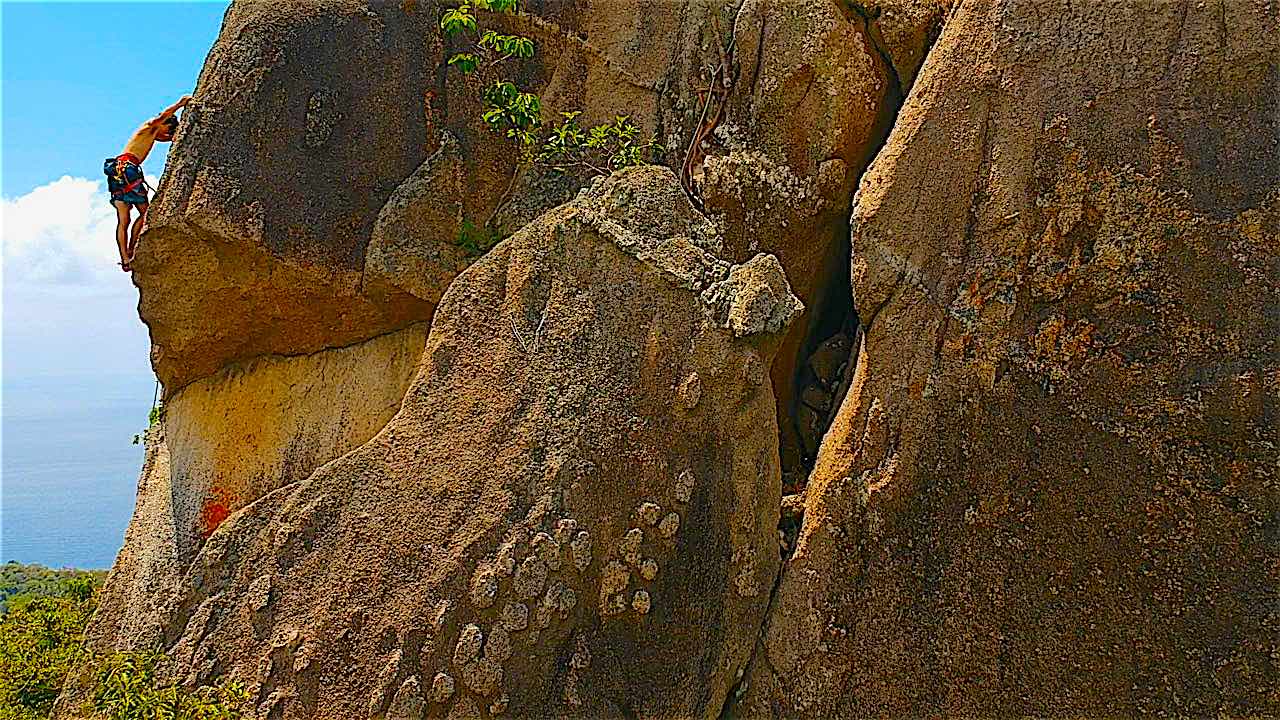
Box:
[127,204,148,262]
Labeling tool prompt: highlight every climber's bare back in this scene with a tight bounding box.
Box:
[121,122,165,164]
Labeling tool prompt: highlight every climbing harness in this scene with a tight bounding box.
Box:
[103,153,147,200]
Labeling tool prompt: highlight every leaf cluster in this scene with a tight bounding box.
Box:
[438,0,657,175]
[88,652,249,720]
[0,570,246,720]
[442,7,528,64]
[538,112,658,176]
[454,219,504,257]
[0,574,100,719]
[135,401,165,445]
[0,562,105,616]
[481,81,542,145]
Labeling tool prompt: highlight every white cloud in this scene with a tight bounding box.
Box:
[1,175,138,290]
[2,177,152,379]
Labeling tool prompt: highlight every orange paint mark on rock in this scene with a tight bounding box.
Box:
[198,487,235,539]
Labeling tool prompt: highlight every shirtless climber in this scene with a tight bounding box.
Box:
[104,95,191,272]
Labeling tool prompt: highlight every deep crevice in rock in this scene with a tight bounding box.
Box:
[776,0,910,497]
[727,8,950,714]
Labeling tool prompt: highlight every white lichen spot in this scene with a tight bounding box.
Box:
[675,470,695,504]
[570,636,592,670]
[632,590,651,615]
[535,601,553,629]
[453,624,483,666]
[429,600,450,635]
[532,531,561,571]
[559,587,577,616]
[570,531,592,572]
[605,593,627,616]
[735,551,759,598]
[637,502,661,526]
[554,518,578,545]
[429,672,455,704]
[563,639,590,706]
[470,564,498,608]
[495,543,516,578]
[387,676,423,719]
[600,560,630,598]
[462,658,503,697]
[639,558,659,581]
[677,372,702,409]
[500,602,528,632]
[514,556,548,600]
[564,673,582,707]
[619,527,644,565]
[484,625,512,662]
[659,512,681,539]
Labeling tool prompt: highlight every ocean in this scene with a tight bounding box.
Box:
[2,373,153,569]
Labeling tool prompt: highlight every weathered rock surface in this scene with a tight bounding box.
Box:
[134,0,737,392]
[59,326,431,713]
[700,0,891,472]
[162,326,430,558]
[70,0,1280,716]
[735,0,1279,716]
[136,0,448,391]
[75,168,798,718]
[136,0,918,465]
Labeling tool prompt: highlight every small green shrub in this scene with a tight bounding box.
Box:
[0,563,105,615]
[0,575,100,719]
[537,112,658,176]
[88,652,248,720]
[455,219,504,257]
[134,398,164,445]
[438,0,657,173]
[0,570,246,720]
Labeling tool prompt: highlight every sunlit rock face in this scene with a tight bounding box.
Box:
[734,0,1279,716]
[62,0,1278,717]
[85,167,799,719]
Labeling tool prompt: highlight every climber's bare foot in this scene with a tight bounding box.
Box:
[119,260,132,273]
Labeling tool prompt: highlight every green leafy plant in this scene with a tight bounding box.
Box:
[134,399,164,445]
[0,573,101,719]
[88,652,248,720]
[439,0,657,170]
[455,219,504,257]
[0,569,246,720]
[537,112,659,176]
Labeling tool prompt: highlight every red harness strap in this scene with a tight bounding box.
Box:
[112,153,145,198]
[113,178,144,197]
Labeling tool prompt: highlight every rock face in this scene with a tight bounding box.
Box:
[163,327,429,560]
[69,0,1279,716]
[136,0,446,391]
[64,326,431,711]
[700,0,902,474]
[98,167,798,718]
[735,0,1279,716]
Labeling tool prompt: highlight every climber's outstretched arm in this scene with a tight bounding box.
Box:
[149,95,192,127]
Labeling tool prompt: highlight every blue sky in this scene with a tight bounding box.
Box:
[2,1,228,379]
[3,2,228,194]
